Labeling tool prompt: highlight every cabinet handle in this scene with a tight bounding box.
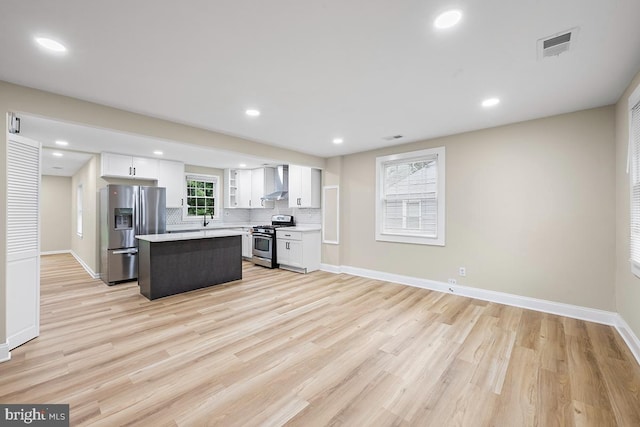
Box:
[249,200,251,207]
[181,198,184,206]
[298,198,301,206]
[133,167,136,175]
[261,200,264,206]
[129,166,132,175]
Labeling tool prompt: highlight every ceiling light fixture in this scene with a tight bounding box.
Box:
[153,150,163,155]
[245,109,261,117]
[332,138,344,145]
[35,37,67,52]
[55,140,69,146]
[481,97,500,107]
[239,163,247,168]
[434,10,462,29]
[52,152,63,157]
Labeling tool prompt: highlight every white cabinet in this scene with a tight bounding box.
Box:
[225,169,238,208]
[225,167,274,209]
[236,170,252,208]
[101,153,159,180]
[250,167,275,209]
[276,229,321,273]
[242,229,253,259]
[157,160,184,208]
[225,169,251,208]
[288,165,321,208]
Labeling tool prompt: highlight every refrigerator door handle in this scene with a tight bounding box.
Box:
[136,187,142,239]
[113,248,138,255]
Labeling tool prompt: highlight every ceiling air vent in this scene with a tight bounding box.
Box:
[383,135,403,141]
[537,27,579,60]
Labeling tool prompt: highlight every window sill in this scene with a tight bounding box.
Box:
[182,217,221,223]
[376,232,444,246]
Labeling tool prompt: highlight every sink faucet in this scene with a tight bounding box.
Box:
[203,212,213,227]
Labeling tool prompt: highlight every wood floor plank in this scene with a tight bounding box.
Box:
[0,253,638,426]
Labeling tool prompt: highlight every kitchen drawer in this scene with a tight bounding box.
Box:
[277,230,302,240]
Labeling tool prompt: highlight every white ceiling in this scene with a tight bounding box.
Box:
[24,114,281,176]
[1,1,640,161]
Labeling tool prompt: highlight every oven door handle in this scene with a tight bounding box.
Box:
[252,233,273,238]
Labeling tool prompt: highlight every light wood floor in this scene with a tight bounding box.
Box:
[1,254,639,426]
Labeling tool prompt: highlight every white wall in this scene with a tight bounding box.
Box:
[41,176,72,252]
[615,68,640,339]
[71,156,99,275]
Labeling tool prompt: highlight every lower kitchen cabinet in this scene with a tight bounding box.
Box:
[242,228,253,259]
[276,229,320,273]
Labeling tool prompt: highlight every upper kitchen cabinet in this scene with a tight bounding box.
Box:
[101,153,159,180]
[157,160,185,208]
[250,167,275,209]
[288,165,321,208]
[225,169,251,208]
[225,167,275,209]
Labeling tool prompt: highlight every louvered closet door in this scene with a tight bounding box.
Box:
[6,133,41,350]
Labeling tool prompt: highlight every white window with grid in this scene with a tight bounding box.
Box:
[376,146,445,246]
[628,85,640,277]
[183,174,220,220]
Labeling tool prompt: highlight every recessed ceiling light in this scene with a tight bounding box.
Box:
[153,150,163,155]
[35,37,67,52]
[52,152,63,157]
[434,10,462,29]
[481,97,501,107]
[55,140,69,146]
[239,163,247,168]
[245,109,261,117]
[332,138,344,145]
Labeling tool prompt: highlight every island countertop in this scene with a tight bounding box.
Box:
[136,229,244,243]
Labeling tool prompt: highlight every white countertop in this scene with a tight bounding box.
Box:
[277,225,322,232]
[136,229,244,242]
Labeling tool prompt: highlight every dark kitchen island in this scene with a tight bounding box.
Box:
[135,230,243,300]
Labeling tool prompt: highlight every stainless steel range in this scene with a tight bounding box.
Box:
[252,214,295,268]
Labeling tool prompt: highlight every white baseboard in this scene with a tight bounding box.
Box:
[70,251,100,279]
[40,249,72,256]
[0,342,10,363]
[614,315,640,365]
[320,264,620,327]
[319,263,342,274]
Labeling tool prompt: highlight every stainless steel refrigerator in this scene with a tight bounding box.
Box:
[99,185,166,285]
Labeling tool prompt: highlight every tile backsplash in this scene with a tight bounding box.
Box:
[166,200,321,226]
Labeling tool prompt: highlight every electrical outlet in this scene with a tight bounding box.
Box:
[448,278,457,285]
[459,267,466,277]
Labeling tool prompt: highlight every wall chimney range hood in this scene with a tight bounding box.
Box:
[262,165,289,201]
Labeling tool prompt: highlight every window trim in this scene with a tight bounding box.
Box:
[182,173,221,221]
[628,83,640,277]
[375,146,446,246]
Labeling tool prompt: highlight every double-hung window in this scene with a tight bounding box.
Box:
[376,146,445,246]
[183,174,220,220]
[629,86,640,276]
